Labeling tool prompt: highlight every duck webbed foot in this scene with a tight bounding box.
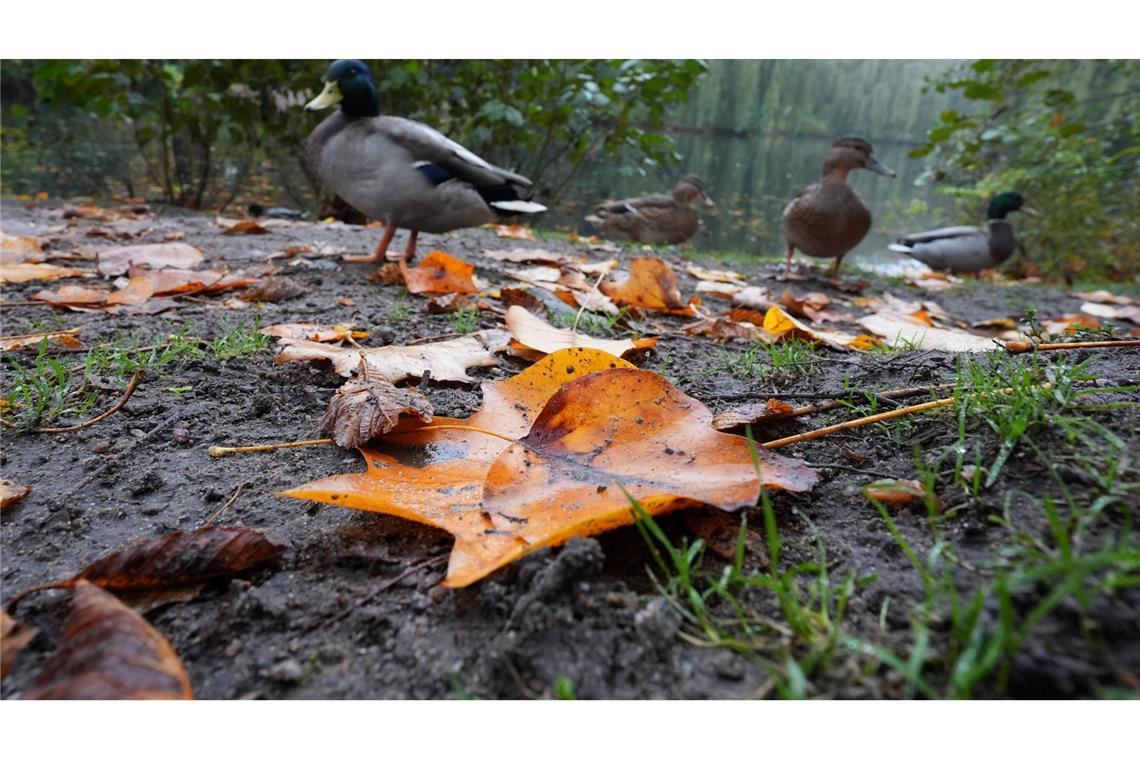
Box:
[386,230,419,264]
[344,224,397,263]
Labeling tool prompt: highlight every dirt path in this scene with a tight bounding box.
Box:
[2,202,1137,699]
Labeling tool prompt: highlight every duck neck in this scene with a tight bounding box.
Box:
[339,81,381,118]
[986,219,1017,263]
[820,159,853,184]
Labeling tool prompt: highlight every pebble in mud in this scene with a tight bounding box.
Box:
[128,470,165,497]
[267,658,305,684]
[634,597,681,655]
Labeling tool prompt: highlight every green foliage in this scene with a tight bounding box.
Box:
[5,59,706,210]
[912,60,1140,280]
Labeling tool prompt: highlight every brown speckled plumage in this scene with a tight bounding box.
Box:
[586,176,712,245]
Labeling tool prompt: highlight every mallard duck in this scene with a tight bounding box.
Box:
[781,136,894,280]
[888,192,1033,273]
[304,60,546,263]
[584,175,715,244]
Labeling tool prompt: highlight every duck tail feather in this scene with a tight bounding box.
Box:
[888,243,914,254]
[490,200,547,214]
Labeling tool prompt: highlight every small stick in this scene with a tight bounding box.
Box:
[202,482,249,527]
[762,397,956,449]
[389,424,514,442]
[1005,339,1140,354]
[30,370,145,434]
[571,269,608,336]
[209,438,334,457]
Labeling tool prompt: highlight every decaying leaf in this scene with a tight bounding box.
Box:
[685,265,747,284]
[1,480,33,511]
[30,285,109,307]
[273,329,510,384]
[498,287,547,315]
[0,329,84,353]
[0,262,91,283]
[426,292,477,314]
[104,274,156,306]
[863,479,939,509]
[483,248,575,265]
[63,203,150,222]
[261,322,368,344]
[491,224,535,240]
[222,219,270,235]
[96,243,204,276]
[22,581,192,700]
[1074,290,1135,306]
[764,305,865,350]
[400,250,478,295]
[239,277,305,303]
[1,611,38,679]
[712,399,798,431]
[682,316,772,343]
[1080,301,1140,325]
[1,234,46,264]
[321,377,434,448]
[683,509,768,563]
[283,348,820,587]
[601,257,689,312]
[1041,313,1102,335]
[505,305,656,358]
[779,288,838,323]
[858,311,997,352]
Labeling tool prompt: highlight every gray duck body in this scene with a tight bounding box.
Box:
[893,220,1017,273]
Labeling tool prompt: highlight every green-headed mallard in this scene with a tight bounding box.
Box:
[781,136,894,280]
[584,175,715,244]
[888,192,1033,273]
[304,60,546,263]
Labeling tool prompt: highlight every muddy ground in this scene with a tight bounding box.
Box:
[2,201,1137,699]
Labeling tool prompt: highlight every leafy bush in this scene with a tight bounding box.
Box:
[910,60,1139,281]
[3,59,707,210]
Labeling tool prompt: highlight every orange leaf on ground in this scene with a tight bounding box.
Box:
[31,285,109,307]
[778,288,837,323]
[601,257,689,312]
[712,399,798,431]
[685,265,747,284]
[0,263,90,284]
[282,348,640,585]
[1,480,32,510]
[1079,302,1140,325]
[22,581,192,700]
[682,316,772,343]
[1,234,45,264]
[491,224,535,240]
[763,305,864,350]
[96,243,204,276]
[105,274,156,306]
[863,479,940,509]
[222,219,270,235]
[0,329,84,353]
[400,250,478,295]
[505,305,656,358]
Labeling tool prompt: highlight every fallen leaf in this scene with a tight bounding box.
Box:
[30,285,109,307]
[857,312,997,352]
[1041,313,1102,335]
[682,509,767,563]
[0,262,90,283]
[63,203,150,222]
[695,280,744,299]
[0,329,84,353]
[261,322,368,343]
[477,368,817,584]
[685,265,747,284]
[863,479,939,509]
[498,287,547,315]
[273,329,510,384]
[22,581,192,699]
[601,258,688,312]
[505,305,656,358]
[321,377,434,448]
[682,316,772,343]
[96,243,204,276]
[426,293,477,314]
[732,286,778,311]
[222,219,270,235]
[367,262,404,285]
[1074,290,1135,306]
[1,480,32,511]
[401,250,478,295]
[779,288,837,323]
[712,399,798,431]
[1,611,38,679]
[135,267,259,296]
[492,224,535,240]
[483,248,574,265]
[971,317,1020,331]
[105,274,156,306]
[1080,302,1140,324]
[764,305,864,350]
[1,234,45,264]
[282,348,641,586]
[239,277,305,303]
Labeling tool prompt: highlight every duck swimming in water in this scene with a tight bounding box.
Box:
[889,192,1033,274]
[304,60,546,264]
[781,135,894,280]
[585,175,715,245]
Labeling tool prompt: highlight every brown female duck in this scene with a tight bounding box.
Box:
[585,176,714,245]
[782,136,894,279]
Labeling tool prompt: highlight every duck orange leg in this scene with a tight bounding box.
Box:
[387,230,419,263]
[829,255,845,283]
[783,244,795,278]
[343,224,397,263]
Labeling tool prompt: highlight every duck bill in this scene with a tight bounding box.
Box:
[305,81,342,111]
[703,194,717,208]
[1020,206,1039,217]
[865,157,896,178]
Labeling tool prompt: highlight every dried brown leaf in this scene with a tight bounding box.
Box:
[1,611,38,679]
[321,378,434,448]
[239,277,305,303]
[1,481,33,511]
[96,243,204,276]
[222,219,270,235]
[712,399,798,431]
[863,479,939,509]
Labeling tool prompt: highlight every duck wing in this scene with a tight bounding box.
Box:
[374,116,532,191]
[594,194,674,216]
[890,226,993,272]
[897,225,984,246]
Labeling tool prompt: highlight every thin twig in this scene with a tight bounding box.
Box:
[1005,339,1140,354]
[762,397,956,449]
[202,482,249,527]
[30,370,145,434]
[209,438,334,457]
[571,269,608,335]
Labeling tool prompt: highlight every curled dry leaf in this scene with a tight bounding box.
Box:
[505,305,656,358]
[685,265,747,284]
[863,479,939,509]
[732,286,778,311]
[239,277,305,303]
[0,329,84,353]
[712,399,798,431]
[2,611,38,679]
[273,329,510,384]
[1,480,32,510]
[857,311,997,352]
[0,262,90,284]
[1041,314,1102,335]
[261,322,368,343]
[764,305,866,350]
[695,280,743,299]
[21,581,192,700]
[367,262,404,284]
[682,316,771,343]
[779,288,842,323]
[498,287,547,316]
[283,348,820,587]
[222,219,270,235]
[96,242,204,276]
[426,292,477,314]
[601,257,689,312]
[321,377,434,448]
[400,250,478,295]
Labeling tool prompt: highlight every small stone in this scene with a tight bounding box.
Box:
[224,639,243,658]
[714,651,745,681]
[267,658,304,684]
